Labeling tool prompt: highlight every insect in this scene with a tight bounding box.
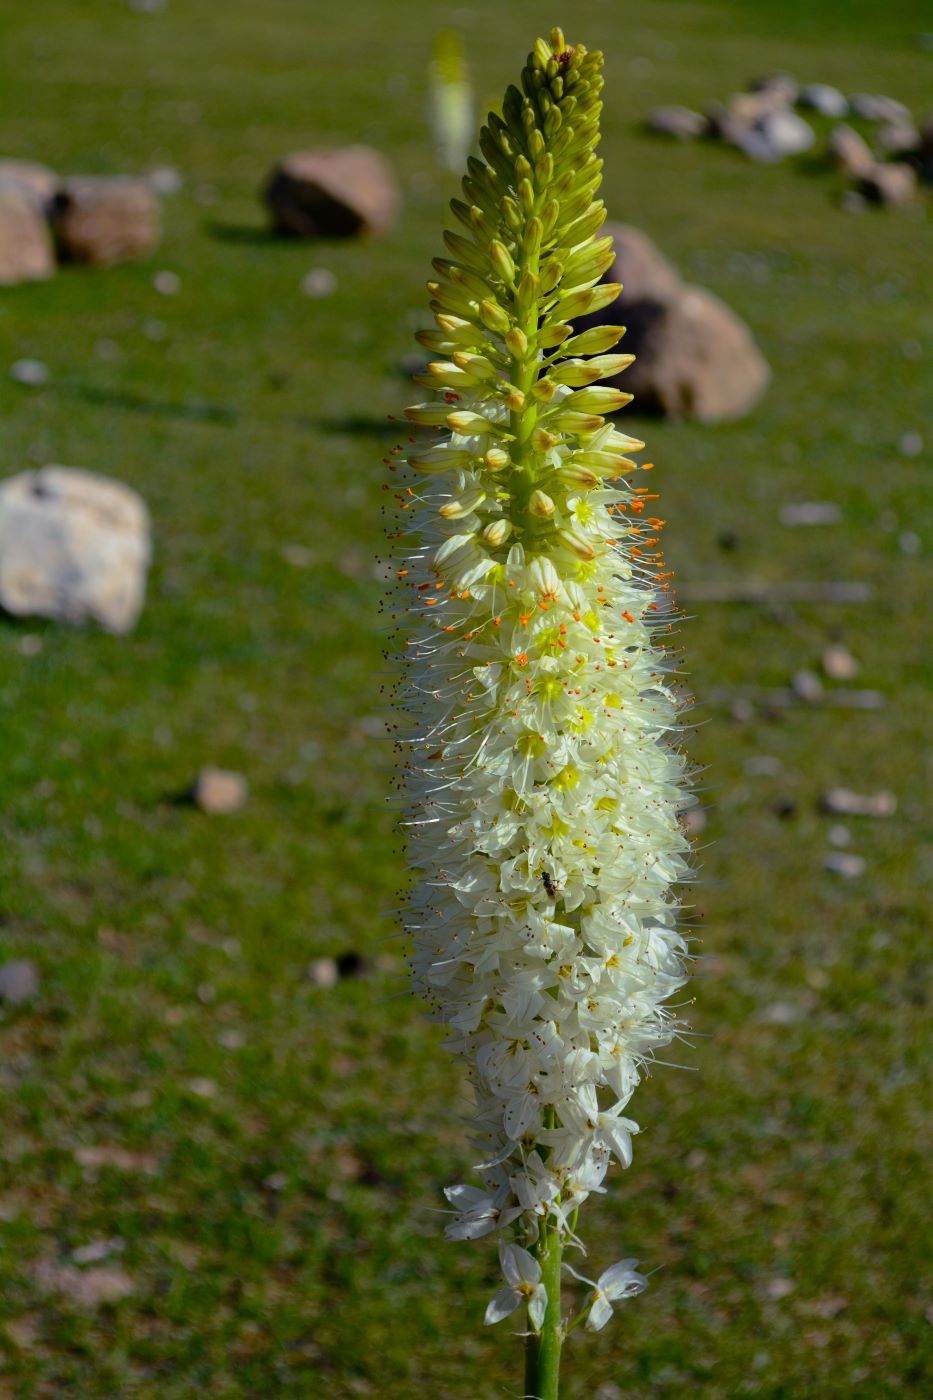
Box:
[541,870,558,900]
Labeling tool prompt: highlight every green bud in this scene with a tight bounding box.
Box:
[562,325,626,356]
[489,240,516,284]
[505,327,528,358]
[522,217,543,258]
[500,196,523,231]
[479,299,511,334]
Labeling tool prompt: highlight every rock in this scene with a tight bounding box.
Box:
[875,121,920,157]
[820,787,896,818]
[822,645,859,681]
[300,266,337,297]
[791,669,823,703]
[859,162,917,206]
[827,824,851,847]
[307,957,339,988]
[50,177,159,266]
[264,147,399,239]
[193,766,248,814]
[849,93,911,124]
[646,105,708,139]
[755,109,815,158]
[576,225,769,423]
[827,124,875,179]
[0,467,150,632]
[823,852,866,879]
[152,269,180,295]
[33,1260,135,1306]
[899,430,923,457]
[9,358,50,387]
[147,165,183,196]
[0,159,57,210]
[0,958,40,1005]
[798,83,848,118]
[780,501,840,526]
[0,187,55,284]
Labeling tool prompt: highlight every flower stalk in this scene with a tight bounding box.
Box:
[388,27,692,1399]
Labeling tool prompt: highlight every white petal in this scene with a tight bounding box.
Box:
[585,1293,614,1331]
[527,1282,548,1331]
[501,1241,541,1288]
[484,1286,521,1326]
[598,1259,647,1301]
[562,1261,597,1289]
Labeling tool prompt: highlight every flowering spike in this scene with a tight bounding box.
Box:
[388,29,693,1394]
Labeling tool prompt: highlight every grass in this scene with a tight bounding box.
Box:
[0,0,930,1395]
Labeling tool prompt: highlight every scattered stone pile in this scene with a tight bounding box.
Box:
[576,223,770,423]
[0,159,160,285]
[263,146,400,238]
[647,76,930,207]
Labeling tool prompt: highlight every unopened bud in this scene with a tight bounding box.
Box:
[483,519,512,546]
[484,447,511,472]
[505,327,528,358]
[529,489,556,519]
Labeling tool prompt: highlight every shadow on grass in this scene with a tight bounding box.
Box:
[67,383,241,426]
[205,220,280,246]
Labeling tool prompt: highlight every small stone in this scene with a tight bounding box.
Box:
[859,162,917,206]
[152,269,180,295]
[828,124,875,179]
[730,697,754,723]
[780,501,841,526]
[792,669,823,702]
[300,267,337,297]
[148,165,183,195]
[798,83,848,118]
[821,787,896,817]
[765,1277,796,1302]
[217,1028,246,1050]
[823,851,866,879]
[827,825,851,847]
[74,1145,157,1174]
[281,543,313,569]
[0,958,39,1005]
[755,109,815,158]
[646,105,709,139]
[9,358,49,387]
[16,633,43,656]
[898,530,921,555]
[821,644,859,681]
[193,766,248,814]
[71,1239,124,1266]
[849,93,911,124]
[899,431,923,457]
[187,1077,218,1099]
[50,177,160,266]
[307,957,339,987]
[263,1172,288,1192]
[33,1261,135,1306]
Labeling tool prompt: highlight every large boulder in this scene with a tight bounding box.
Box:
[575,223,770,423]
[50,177,159,265]
[0,187,55,284]
[263,147,399,238]
[0,467,151,633]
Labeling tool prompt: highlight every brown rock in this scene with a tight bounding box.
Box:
[50,177,159,265]
[827,124,875,180]
[0,159,57,211]
[0,189,55,285]
[576,224,770,422]
[193,766,248,814]
[264,147,399,239]
[859,162,917,206]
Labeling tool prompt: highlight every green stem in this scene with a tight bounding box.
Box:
[523,1227,563,1400]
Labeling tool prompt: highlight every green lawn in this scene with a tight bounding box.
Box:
[0,1,930,1396]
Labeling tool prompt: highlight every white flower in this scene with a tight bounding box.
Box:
[484,1242,548,1330]
[565,1259,648,1330]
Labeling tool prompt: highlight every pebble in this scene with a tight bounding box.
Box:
[798,83,848,118]
[821,644,859,681]
[307,956,339,988]
[780,501,840,526]
[153,269,180,296]
[899,431,923,457]
[193,766,248,814]
[148,165,183,195]
[187,1077,218,1099]
[16,634,43,657]
[0,958,39,1005]
[898,531,921,556]
[72,1239,124,1266]
[824,851,866,879]
[827,824,851,847]
[791,669,823,702]
[765,1277,796,1301]
[301,267,337,298]
[821,787,896,817]
[9,358,49,387]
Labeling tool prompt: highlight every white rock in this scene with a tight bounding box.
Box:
[9,358,50,387]
[849,93,911,124]
[780,501,840,526]
[755,109,815,158]
[0,467,151,633]
[153,269,180,295]
[823,852,866,879]
[301,267,337,297]
[193,766,248,814]
[798,83,848,118]
[821,644,859,681]
[821,788,896,818]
